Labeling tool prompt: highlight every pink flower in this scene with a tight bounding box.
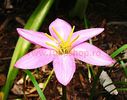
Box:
[15,18,115,85]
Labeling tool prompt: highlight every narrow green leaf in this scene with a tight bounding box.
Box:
[104,81,127,87]
[111,44,127,58]
[117,88,127,91]
[1,0,54,99]
[120,60,127,77]
[25,70,46,100]
[70,0,89,19]
[42,69,54,91]
[89,68,103,100]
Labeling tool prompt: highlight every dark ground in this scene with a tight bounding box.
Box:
[0,0,127,100]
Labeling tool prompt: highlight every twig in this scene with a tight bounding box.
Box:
[4,0,13,9]
[0,18,12,31]
[0,57,11,60]
[15,17,25,26]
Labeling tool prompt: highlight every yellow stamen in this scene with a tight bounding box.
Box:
[46,42,59,50]
[44,33,57,42]
[66,26,75,42]
[52,27,64,42]
[45,25,79,55]
[70,35,80,45]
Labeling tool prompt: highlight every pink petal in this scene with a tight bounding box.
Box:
[53,54,76,85]
[17,28,57,49]
[49,18,72,41]
[71,28,104,47]
[15,48,56,69]
[71,42,115,66]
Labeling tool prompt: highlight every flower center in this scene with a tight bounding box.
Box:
[45,26,79,54]
[58,41,71,54]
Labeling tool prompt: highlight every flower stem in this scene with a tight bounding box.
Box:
[62,85,67,100]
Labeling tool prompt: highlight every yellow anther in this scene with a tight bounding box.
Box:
[52,27,64,42]
[70,35,79,45]
[46,42,59,50]
[45,26,78,54]
[44,33,57,42]
[66,26,75,42]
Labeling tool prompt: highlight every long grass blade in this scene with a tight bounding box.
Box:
[25,70,46,100]
[1,0,54,99]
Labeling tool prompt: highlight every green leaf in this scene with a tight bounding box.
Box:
[25,70,46,100]
[117,88,127,91]
[1,0,54,99]
[111,44,127,58]
[120,60,127,77]
[69,0,89,19]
